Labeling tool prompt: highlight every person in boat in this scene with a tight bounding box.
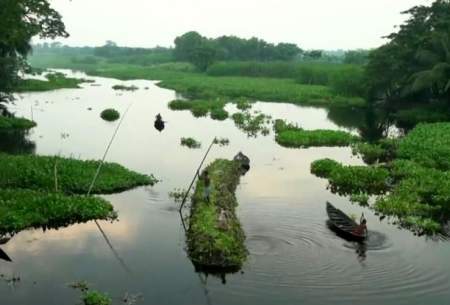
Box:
[352,218,367,236]
[155,113,162,121]
[202,170,211,203]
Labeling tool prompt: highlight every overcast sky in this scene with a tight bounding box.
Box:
[39,0,432,50]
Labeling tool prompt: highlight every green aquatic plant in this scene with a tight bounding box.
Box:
[235,98,252,110]
[0,153,157,194]
[180,137,201,149]
[168,99,228,120]
[310,159,390,195]
[187,159,247,268]
[14,72,86,92]
[0,116,36,130]
[112,84,138,91]
[82,290,112,305]
[274,119,358,148]
[232,111,271,137]
[213,137,230,146]
[0,189,116,235]
[100,109,120,122]
[169,188,187,203]
[351,139,398,164]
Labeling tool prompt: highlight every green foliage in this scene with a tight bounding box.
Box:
[274,119,358,148]
[0,116,36,130]
[397,123,450,170]
[232,111,271,137]
[394,103,450,127]
[235,98,252,110]
[82,290,112,305]
[213,137,230,146]
[310,159,390,195]
[0,0,67,102]
[168,99,228,120]
[112,84,138,91]
[15,72,85,92]
[352,139,398,164]
[180,137,201,149]
[366,0,450,103]
[0,153,157,194]
[100,109,120,122]
[0,188,115,235]
[187,159,247,268]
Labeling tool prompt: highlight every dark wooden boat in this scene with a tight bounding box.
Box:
[326,202,366,242]
[0,248,12,262]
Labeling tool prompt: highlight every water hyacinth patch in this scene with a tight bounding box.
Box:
[232,111,271,137]
[0,188,116,235]
[112,84,138,91]
[100,109,120,122]
[168,99,228,120]
[180,137,201,149]
[0,153,157,194]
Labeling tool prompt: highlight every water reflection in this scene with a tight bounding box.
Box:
[0,130,36,154]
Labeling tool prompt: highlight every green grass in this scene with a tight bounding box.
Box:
[0,153,157,194]
[0,188,115,235]
[232,111,271,137]
[0,116,36,130]
[274,119,358,148]
[168,99,229,120]
[100,109,120,122]
[180,137,201,149]
[187,159,247,268]
[14,72,86,92]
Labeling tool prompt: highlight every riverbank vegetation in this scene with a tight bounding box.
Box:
[311,122,450,234]
[187,159,247,268]
[15,72,87,92]
[0,116,36,130]
[274,119,358,148]
[168,99,229,119]
[100,109,120,122]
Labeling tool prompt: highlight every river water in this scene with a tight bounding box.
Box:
[1,70,449,305]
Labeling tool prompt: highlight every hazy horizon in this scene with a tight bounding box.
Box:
[34,0,432,50]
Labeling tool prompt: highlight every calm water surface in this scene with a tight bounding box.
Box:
[1,70,449,305]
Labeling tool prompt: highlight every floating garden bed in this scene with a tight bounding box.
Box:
[0,188,115,235]
[274,119,358,148]
[0,153,157,194]
[187,159,247,268]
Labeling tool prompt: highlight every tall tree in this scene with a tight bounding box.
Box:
[0,0,68,105]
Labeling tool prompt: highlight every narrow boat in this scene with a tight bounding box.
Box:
[326,202,366,242]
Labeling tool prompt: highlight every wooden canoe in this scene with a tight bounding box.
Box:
[326,202,366,242]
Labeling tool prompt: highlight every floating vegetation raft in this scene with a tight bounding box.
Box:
[232,111,271,137]
[15,72,86,92]
[311,123,450,235]
[0,188,115,235]
[100,108,120,122]
[187,159,247,268]
[274,119,358,148]
[0,153,157,194]
[168,99,229,120]
[112,84,138,91]
[0,116,36,130]
[180,137,201,149]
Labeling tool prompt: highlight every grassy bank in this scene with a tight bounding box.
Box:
[0,189,115,235]
[0,153,157,194]
[187,159,247,268]
[0,116,36,130]
[28,55,366,107]
[274,119,358,148]
[15,72,87,92]
[311,122,450,234]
